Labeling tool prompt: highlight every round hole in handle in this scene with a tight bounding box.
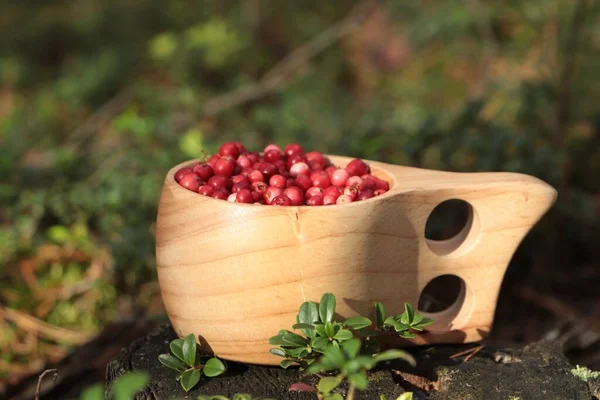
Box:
[425,199,480,256]
[417,274,470,332]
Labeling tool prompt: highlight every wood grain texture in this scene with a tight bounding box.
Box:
[155,155,557,365]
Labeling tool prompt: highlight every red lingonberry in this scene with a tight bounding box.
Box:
[214,158,235,177]
[323,195,337,205]
[374,189,388,196]
[269,174,287,189]
[175,167,194,182]
[264,144,283,154]
[346,158,370,176]
[373,177,390,191]
[251,181,268,194]
[309,161,324,171]
[357,189,374,201]
[212,187,230,200]
[179,174,200,192]
[336,194,354,204]
[232,175,250,185]
[306,186,324,198]
[331,169,350,187]
[236,155,252,169]
[359,176,377,191]
[257,162,278,180]
[264,186,284,204]
[323,186,342,199]
[193,163,213,181]
[236,189,253,203]
[208,175,230,189]
[264,149,283,163]
[274,160,287,174]
[232,181,251,193]
[271,195,292,206]
[286,178,296,188]
[246,152,261,164]
[306,195,324,206]
[306,151,326,166]
[344,185,359,199]
[233,142,247,153]
[325,166,338,177]
[283,186,304,206]
[294,174,312,191]
[241,167,254,176]
[206,155,220,168]
[310,171,331,189]
[252,191,263,202]
[290,162,309,177]
[286,153,307,169]
[219,142,240,159]
[284,143,304,157]
[346,176,363,188]
[248,170,264,183]
[198,185,214,197]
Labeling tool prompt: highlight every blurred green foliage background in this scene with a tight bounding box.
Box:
[1,0,599,389]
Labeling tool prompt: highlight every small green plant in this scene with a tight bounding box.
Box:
[270,293,433,369]
[159,334,227,392]
[80,371,149,400]
[269,293,372,369]
[307,338,415,400]
[375,302,433,339]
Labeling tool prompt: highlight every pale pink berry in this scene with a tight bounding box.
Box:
[331,169,350,187]
[336,195,354,204]
[290,162,310,177]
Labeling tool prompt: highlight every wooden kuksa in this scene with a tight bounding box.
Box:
[156,156,557,365]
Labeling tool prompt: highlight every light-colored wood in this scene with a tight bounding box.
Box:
[155,155,557,365]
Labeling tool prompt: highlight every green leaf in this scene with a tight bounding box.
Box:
[178,129,204,158]
[319,293,336,323]
[385,318,410,333]
[317,376,343,394]
[179,369,201,392]
[293,323,316,331]
[269,334,289,346]
[398,330,416,339]
[324,394,344,400]
[232,395,253,400]
[332,329,353,341]
[80,384,104,400]
[158,354,187,372]
[375,302,387,328]
[411,313,424,326]
[342,337,361,359]
[311,336,329,352]
[324,322,335,338]
[404,303,415,324]
[280,359,296,369]
[182,334,197,367]
[344,316,372,330]
[203,357,226,377]
[282,333,309,347]
[270,348,286,357]
[374,349,416,366]
[111,371,150,400]
[298,301,320,325]
[170,338,185,362]
[416,317,434,328]
[397,393,414,400]
[176,372,183,381]
[47,225,71,244]
[349,372,369,390]
[314,324,328,337]
[286,346,309,358]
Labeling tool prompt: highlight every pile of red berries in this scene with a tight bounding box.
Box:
[174,142,390,206]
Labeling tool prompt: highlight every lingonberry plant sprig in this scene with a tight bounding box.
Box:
[375,302,434,339]
[290,338,415,400]
[174,142,390,206]
[269,293,372,369]
[158,334,227,392]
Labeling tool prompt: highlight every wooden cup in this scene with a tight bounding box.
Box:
[156,155,556,365]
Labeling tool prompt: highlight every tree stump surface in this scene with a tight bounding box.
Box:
[106,324,596,400]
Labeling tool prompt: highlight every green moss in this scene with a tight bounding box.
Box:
[571,366,600,382]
